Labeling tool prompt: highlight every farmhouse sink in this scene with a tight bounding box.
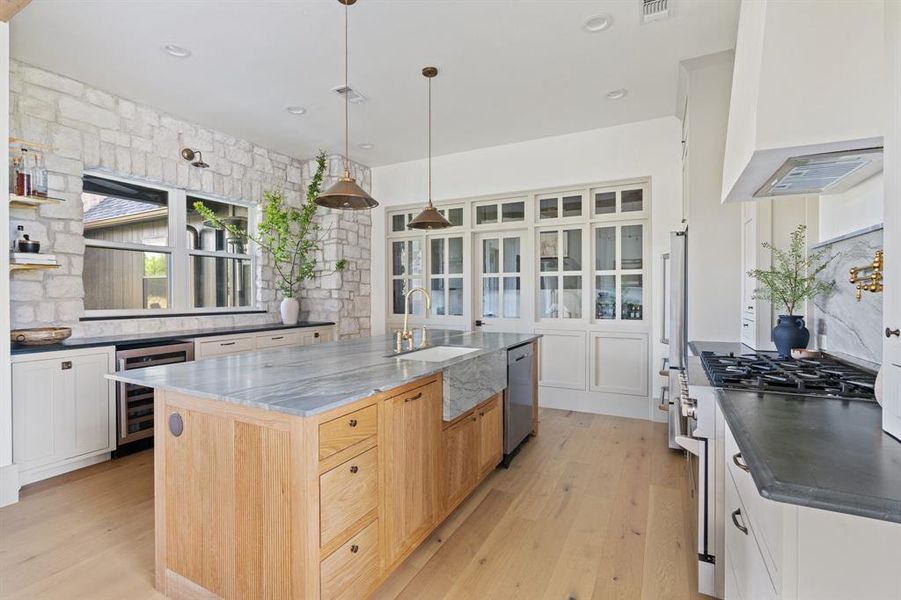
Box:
[394,345,480,362]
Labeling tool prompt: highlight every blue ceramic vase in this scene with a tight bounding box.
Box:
[772,315,810,358]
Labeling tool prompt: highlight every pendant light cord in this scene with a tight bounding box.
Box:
[428,74,432,207]
[344,0,349,175]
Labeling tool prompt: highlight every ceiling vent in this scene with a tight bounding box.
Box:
[754,147,884,198]
[641,0,670,23]
[331,85,366,104]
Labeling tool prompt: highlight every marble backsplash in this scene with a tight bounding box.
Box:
[813,226,883,364]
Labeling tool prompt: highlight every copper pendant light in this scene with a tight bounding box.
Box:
[408,66,452,230]
[315,0,378,210]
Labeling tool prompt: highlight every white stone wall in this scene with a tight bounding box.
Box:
[8,60,371,339]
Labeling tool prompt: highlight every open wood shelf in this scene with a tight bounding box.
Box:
[9,194,65,209]
[10,262,60,272]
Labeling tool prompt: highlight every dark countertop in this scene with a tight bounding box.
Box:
[688,340,756,357]
[11,321,334,355]
[718,390,901,524]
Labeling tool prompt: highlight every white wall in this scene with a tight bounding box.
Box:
[0,22,17,507]
[818,174,884,241]
[370,116,683,413]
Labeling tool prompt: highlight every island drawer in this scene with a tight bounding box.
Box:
[320,446,378,548]
[321,520,380,600]
[319,404,378,460]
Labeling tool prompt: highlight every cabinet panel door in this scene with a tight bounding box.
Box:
[478,396,503,475]
[442,413,479,511]
[12,360,59,468]
[382,381,441,565]
[589,332,648,396]
[67,353,113,457]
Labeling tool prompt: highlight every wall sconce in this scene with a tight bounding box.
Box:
[180,148,209,168]
[849,250,883,301]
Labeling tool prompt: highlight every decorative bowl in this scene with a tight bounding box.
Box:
[790,348,821,360]
[10,327,73,346]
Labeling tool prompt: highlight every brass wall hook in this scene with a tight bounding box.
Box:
[849,249,883,301]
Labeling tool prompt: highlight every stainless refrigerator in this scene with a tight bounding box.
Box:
[665,228,688,449]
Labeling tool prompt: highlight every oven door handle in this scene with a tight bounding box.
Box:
[674,435,700,456]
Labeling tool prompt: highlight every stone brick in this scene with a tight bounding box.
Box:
[45,275,84,299]
[118,99,136,119]
[115,145,131,172]
[10,280,44,302]
[100,129,130,145]
[56,300,83,321]
[36,302,56,322]
[59,96,119,129]
[50,123,83,160]
[51,232,85,254]
[86,88,116,110]
[22,65,84,96]
[13,303,35,325]
[19,95,56,121]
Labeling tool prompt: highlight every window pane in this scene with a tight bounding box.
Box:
[476,204,498,225]
[392,241,406,276]
[539,198,558,219]
[430,278,446,316]
[430,238,444,275]
[190,256,252,308]
[622,225,643,270]
[448,237,463,274]
[562,228,582,271]
[595,226,616,270]
[447,207,464,227]
[408,278,424,315]
[83,246,169,310]
[622,274,643,320]
[539,231,558,272]
[594,191,616,215]
[502,201,525,222]
[596,275,616,320]
[408,240,423,275]
[503,237,520,273]
[83,176,169,246]
[622,189,643,212]
[539,276,558,318]
[448,277,464,316]
[392,280,405,314]
[482,277,499,318]
[562,275,582,318]
[392,214,406,232]
[562,195,582,217]
[187,197,249,253]
[503,276,520,318]
[483,238,499,273]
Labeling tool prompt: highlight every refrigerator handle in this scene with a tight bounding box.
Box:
[660,252,670,345]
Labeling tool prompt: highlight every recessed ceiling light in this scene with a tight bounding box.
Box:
[584,13,613,33]
[358,143,374,150]
[606,88,628,100]
[162,44,192,58]
[285,106,307,115]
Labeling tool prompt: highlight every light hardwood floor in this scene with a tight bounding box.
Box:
[0,408,704,600]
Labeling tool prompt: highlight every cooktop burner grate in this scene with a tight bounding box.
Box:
[699,351,876,400]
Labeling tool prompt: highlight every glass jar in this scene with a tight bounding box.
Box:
[32,150,48,197]
[15,148,33,197]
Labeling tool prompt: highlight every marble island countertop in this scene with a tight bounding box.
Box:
[108,330,539,418]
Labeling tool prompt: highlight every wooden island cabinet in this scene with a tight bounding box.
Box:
[153,371,521,599]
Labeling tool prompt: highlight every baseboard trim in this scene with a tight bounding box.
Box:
[18,452,111,487]
[0,462,20,507]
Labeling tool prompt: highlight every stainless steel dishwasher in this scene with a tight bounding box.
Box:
[504,342,534,466]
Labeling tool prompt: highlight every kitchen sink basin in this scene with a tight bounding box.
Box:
[394,345,480,362]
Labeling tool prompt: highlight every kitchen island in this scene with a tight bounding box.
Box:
[109,330,539,600]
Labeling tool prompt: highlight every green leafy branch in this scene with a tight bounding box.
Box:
[748,224,834,315]
[193,150,347,299]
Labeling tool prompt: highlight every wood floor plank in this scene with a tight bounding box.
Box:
[0,408,702,600]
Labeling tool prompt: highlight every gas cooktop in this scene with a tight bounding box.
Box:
[698,351,877,400]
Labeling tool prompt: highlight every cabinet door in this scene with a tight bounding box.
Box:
[64,353,113,457]
[478,396,503,476]
[381,381,441,565]
[12,359,59,468]
[741,210,757,317]
[442,412,479,511]
[884,1,901,439]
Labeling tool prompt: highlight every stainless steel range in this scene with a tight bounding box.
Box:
[698,351,877,400]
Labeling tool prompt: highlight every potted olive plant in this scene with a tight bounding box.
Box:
[748,224,833,357]
[194,150,346,325]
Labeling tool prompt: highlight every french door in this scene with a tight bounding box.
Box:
[474,231,531,332]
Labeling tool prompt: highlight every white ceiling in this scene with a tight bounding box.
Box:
[10,0,739,167]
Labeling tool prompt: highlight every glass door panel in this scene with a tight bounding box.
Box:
[476,231,528,331]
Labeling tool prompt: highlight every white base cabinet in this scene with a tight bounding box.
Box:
[724,422,901,600]
[12,346,117,486]
[193,325,335,360]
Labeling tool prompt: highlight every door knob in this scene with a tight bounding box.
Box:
[887,327,900,338]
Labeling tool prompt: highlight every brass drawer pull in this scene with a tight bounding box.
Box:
[731,508,748,535]
[732,453,750,473]
[271,336,284,340]
[348,418,358,427]
[404,392,423,403]
[349,465,359,474]
[350,544,359,554]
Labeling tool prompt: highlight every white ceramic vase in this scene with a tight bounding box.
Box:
[279,297,300,325]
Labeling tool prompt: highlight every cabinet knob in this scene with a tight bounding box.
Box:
[350,544,359,554]
[348,418,358,428]
[886,327,900,338]
[168,412,184,437]
[314,332,320,338]
[349,465,358,474]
